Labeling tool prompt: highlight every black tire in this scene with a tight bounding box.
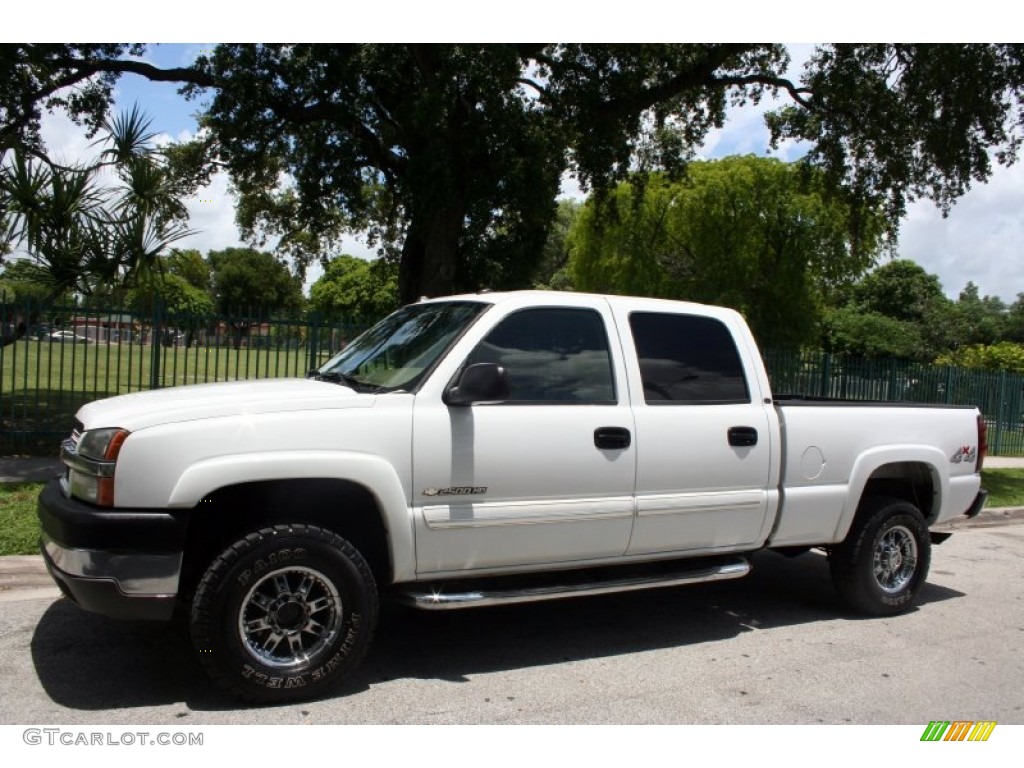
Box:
[830,496,931,616]
[189,524,378,703]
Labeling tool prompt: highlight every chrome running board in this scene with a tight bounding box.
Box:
[397,556,751,610]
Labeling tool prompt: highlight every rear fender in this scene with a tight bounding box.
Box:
[833,446,947,543]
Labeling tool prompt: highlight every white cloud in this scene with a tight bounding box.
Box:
[178,171,245,253]
[38,109,101,167]
[899,161,1024,301]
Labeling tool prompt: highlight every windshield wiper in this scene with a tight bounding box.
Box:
[309,370,381,392]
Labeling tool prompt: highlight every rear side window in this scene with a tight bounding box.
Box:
[629,312,750,404]
[464,307,616,403]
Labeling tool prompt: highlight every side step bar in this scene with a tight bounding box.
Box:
[396,556,751,610]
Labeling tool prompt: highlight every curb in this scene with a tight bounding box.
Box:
[0,458,63,484]
[0,555,60,603]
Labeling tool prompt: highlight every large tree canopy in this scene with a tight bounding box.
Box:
[569,156,885,346]
[4,43,1024,304]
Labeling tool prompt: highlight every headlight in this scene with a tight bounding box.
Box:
[64,427,130,506]
[77,428,130,462]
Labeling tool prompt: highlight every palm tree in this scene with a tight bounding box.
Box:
[0,107,193,345]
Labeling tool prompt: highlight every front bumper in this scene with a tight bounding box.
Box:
[37,479,190,621]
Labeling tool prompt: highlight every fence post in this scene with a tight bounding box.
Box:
[994,371,1007,456]
[819,352,832,398]
[307,311,321,374]
[149,300,162,391]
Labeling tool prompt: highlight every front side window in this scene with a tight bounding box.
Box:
[464,308,616,403]
[629,312,750,404]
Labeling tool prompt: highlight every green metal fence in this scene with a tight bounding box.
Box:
[1,300,367,454]
[763,349,1024,456]
[3,299,1022,456]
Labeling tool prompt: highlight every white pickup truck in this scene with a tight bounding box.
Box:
[38,291,988,702]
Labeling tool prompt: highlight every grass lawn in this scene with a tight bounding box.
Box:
[0,482,43,556]
[2,469,1023,557]
[978,468,1024,508]
[1,337,322,394]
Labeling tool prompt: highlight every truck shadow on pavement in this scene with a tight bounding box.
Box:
[30,550,965,712]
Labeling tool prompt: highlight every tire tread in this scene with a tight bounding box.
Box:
[190,523,378,703]
[830,496,931,616]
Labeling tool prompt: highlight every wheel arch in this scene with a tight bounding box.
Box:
[172,452,414,598]
[834,447,947,542]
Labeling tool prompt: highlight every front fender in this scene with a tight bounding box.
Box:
[168,451,415,582]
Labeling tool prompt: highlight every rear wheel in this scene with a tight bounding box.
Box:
[830,497,931,616]
[190,524,378,703]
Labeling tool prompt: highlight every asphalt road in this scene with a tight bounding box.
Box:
[1,522,1022,726]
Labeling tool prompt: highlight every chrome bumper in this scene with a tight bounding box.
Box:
[42,534,182,596]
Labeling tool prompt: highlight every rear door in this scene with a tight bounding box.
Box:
[611,304,775,555]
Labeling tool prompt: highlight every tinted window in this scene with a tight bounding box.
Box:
[465,308,615,403]
[629,312,750,404]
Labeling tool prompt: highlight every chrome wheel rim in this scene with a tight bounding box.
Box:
[873,525,918,594]
[238,566,343,669]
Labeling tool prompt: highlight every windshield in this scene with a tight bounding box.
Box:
[315,300,489,392]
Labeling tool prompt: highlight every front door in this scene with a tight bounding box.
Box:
[412,302,636,574]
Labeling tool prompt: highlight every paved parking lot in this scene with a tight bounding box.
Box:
[1,519,1021,725]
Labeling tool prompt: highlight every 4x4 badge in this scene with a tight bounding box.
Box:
[950,446,977,464]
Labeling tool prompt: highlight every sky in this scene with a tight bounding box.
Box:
[12,32,1024,302]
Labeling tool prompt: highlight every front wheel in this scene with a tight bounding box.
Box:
[190,524,378,703]
[830,497,931,616]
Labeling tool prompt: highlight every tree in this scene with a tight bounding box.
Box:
[950,281,1006,346]
[209,247,302,314]
[0,258,63,303]
[766,45,1024,225]
[823,259,957,360]
[167,248,212,294]
[821,306,926,359]
[1005,293,1024,343]
[0,107,193,299]
[532,199,582,290]
[5,44,1024,302]
[208,247,303,349]
[853,259,947,324]
[197,45,565,302]
[569,157,884,347]
[309,254,397,322]
[936,342,1024,373]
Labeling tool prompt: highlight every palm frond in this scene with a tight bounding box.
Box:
[98,105,158,165]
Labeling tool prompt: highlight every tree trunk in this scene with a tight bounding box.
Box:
[1,321,27,348]
[397,199,466,305]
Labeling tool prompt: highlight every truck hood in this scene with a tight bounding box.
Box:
[75,378,373,432]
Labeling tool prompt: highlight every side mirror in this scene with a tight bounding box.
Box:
[444,363,509,406]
